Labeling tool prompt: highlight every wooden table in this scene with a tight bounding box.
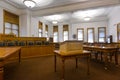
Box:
[83,45,118,68]
[54,50,91,80]
[0,47,21,80]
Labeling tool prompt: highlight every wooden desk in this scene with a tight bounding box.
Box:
[0,47,21,80]
[54,50,90,80]
[83,45,118,67]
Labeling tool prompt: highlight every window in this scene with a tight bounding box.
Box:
[77,28,84,41]
[45,25,48,37]
[38,22,43,37]
[4,10,19,37]
[98,27,106,42]
[5,23,19,36]
[87,28,94,43]
[53,26,58,42]
[63,25,69,41]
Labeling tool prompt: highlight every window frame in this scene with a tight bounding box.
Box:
[98,27,106,42]
[53,26,59,42]
[87,28,95,43]
[63,24,69,41]
[77,28,84,41]
[45,24,48,37]
[38,21,43,37]
[4,10,19,37]
[117,23,120,41]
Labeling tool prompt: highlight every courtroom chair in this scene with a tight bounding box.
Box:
[14,40,19,46]
[18,41,26,46]
[27,41,34,46]
[35,41,42,45]
[7,41,16,46]
[0,41,6,47]
[106,43,119,62]
[41,41,45,45]
[44,41,49,45]
[54,42,60,50]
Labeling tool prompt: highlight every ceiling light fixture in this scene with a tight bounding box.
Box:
[84,17,91,21]
[52,20,58,24]
[23,0,36,8]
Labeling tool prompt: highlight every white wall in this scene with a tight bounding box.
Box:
[0,1,21,15]
[72,21,108,42]
[58,24,63,42]
[38,18,53,37]
[31,17,39,37]
[0,1,37,37]
[0,7,3,33]
[19,14,28,37]
[49,21,108,42]
[0,1,21,34]
[1,0,120,40]
[108,5,120,42]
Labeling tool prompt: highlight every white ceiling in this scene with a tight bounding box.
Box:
[40,7,113,24]
[2,0,120,23]
[4,0,89,9]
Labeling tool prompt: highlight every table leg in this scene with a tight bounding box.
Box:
[54,54,56,72]
[87,56,90,75]
[18,49,21,63]
[104,53,108,70]
[0,61,4,80]
[95,53,98,60]
[100,52,103,61]
[76,57,78,68]
[115,51,118,65]
[62,58,65,80]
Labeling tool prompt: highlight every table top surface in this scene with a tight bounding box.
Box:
[54,50,90,56]
[83,45,118,49]
[0,47,21,60]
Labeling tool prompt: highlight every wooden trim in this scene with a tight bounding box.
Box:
[117,23,120,42]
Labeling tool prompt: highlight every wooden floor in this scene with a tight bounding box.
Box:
[4,54,120,80]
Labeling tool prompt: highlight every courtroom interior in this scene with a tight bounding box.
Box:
[0,0,120,80]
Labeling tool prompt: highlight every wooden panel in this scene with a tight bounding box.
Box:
[21,45,54,58]
[0,34,46,41]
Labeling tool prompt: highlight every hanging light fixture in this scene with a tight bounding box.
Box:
[84,17,91,21]
[23,0,36,8]
[52,20,58,24]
